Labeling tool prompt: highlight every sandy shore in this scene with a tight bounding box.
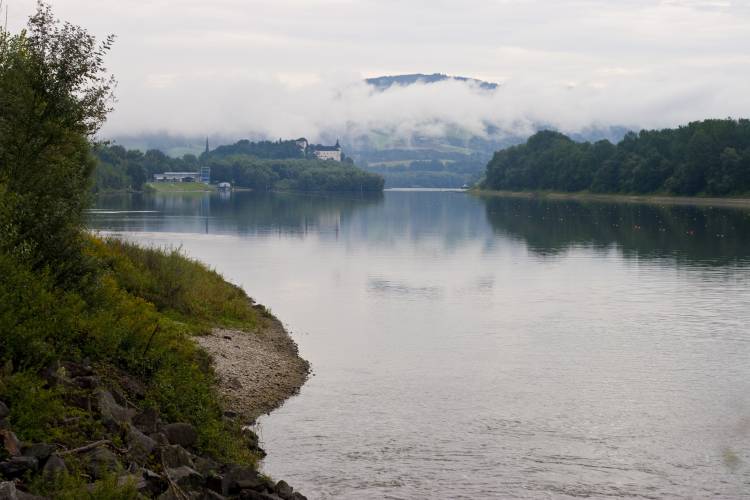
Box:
[195,305,309,423]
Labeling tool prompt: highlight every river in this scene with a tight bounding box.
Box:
[89,189,750,499]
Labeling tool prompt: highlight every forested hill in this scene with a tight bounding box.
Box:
[480,119,750,196]
[205,139,304,160]
[93,144,384,193]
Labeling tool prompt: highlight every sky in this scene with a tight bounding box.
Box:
[6,0,750,142]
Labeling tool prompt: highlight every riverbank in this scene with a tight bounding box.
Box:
[144,182,216,193]
[196,306,309,423]
[471,189,750,208]
[0,236,309,498]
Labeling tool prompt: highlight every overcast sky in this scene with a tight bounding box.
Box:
[7,0,750,141]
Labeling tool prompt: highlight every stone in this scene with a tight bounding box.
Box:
[221,465,262,495]
[160,445,195,469]
[275,480,293,500]
[239,491,280,500]
[42,455,67,480]
[97,390,135,430]
[0,403,8,420]
[0,481,17,500]
[162,423,198,448]
[21,443,55,462]
[0,456,38,479]
[166,466,203,490]
[0,431,21,457]
[72,376,100,390]
[133,408,159,434]
[290,492,307,500]
[84,447,121,479]
[150,432,170,447]
[126,426,157,464]
[204,491,228,500]
[141,468,167,496]
[117,474,147,492]
[193,455,219,476]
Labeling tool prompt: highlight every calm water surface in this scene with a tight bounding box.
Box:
[89,190,750,499]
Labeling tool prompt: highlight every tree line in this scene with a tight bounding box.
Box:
[481,119,750,196]
[93,144,383,192]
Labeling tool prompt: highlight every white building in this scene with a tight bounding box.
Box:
[153,172,201,182]
[310,140,342,162]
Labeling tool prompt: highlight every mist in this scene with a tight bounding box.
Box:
[5,0,750,143]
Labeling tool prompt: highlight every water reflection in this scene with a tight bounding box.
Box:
[481,196,750,265]
[90,191,383,236]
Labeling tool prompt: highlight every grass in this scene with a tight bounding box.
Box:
[0,234,263,479]
[144,182,215,193]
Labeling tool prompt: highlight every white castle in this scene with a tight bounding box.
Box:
[296,138,342,162]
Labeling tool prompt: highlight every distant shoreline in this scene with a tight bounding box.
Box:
[471,189,750,209]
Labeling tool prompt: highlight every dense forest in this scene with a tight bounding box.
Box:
[481,119,750,196]
[93,144,383,193]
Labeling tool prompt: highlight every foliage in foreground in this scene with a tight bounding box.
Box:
[481,119,750,196]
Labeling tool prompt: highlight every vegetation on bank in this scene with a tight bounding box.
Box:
[481,119,750,196]
[0,4,270,496]
[143,182,216,193]
[93,141,384,193]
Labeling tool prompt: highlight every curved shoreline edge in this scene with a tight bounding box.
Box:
[195,302,310,424]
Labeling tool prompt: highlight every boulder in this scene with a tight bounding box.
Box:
[126,426,157,464]
[290,492,307,500]
[0,481,17,500]
[133,408,159,434]
[275,480,293,500]
[141,468,167,496]
[0,456,38,479]
[72,376,100,390]
[221,465,262,495]
[239,491,280,500]
[166,466,203,490]
[160,445,195,469]
[162,423,197,448]
[21,443,55,462]
[97,390,135,430]
[0,431,20,457]
[84,447,121,479]
[0,403,8,420]
[41,455,67,480]
[193,455,219,476]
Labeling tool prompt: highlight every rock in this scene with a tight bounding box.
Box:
[0,431,21,457]
[72,376,100,390]
[204,491,228,500]
[41,455,67,480]
[222,465,262,495]
[116,474,147,492]
[0,420,8,431]
[97,390,135,430]
[290,492,307,500]
[0,456,38,479]
[0,481,17,500]
[133,408,159,434]
[239,491,280,500]
[166,466,203,490]
[126,426,157,464]
[0,403,8,420]
[193,455,219,476]
[275,480,293,499]
[162,423,197,448]
[150,432,170,447]
[84,447,121,479]
[160,445,195,469]
[141,468,167,496]
[21,443,55,462]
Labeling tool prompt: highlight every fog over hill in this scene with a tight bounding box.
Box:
[111,74,633,187]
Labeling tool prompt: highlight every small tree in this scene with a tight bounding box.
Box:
[0,2,115,286]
